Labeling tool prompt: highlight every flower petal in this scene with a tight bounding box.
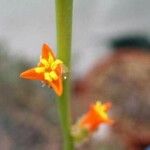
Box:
[50,77,63,96]
[80,107,101,131]
[55,64,63,75]
[42,44,55,60]
[20,68,44,81]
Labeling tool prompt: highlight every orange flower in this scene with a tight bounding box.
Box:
[20,44,65,96]
[79,101,113,132]
[71,101,113,143]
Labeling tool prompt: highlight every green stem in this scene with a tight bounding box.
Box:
[55,0,74,150]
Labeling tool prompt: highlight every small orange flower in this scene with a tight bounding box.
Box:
[79,101,113,132]
[20,44,65,96]
[71,101,113,143]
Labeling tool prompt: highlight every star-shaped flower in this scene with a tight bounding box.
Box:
[20,44,65,96]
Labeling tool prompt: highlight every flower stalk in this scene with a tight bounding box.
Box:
[55,0,74,150]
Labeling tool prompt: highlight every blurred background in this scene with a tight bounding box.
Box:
[0,0,150,149]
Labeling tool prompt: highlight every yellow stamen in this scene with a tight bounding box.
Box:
[49,71,58,80]
[48,54,54,63]
[94,101,108,120]
[51,59,63,70]
[44,71,58,82]
[44,72,52,82]
[35,67,45,73]
[40,58,48,66]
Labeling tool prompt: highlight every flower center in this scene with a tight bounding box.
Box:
[94,101,108,120]
[36,55,63,82]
